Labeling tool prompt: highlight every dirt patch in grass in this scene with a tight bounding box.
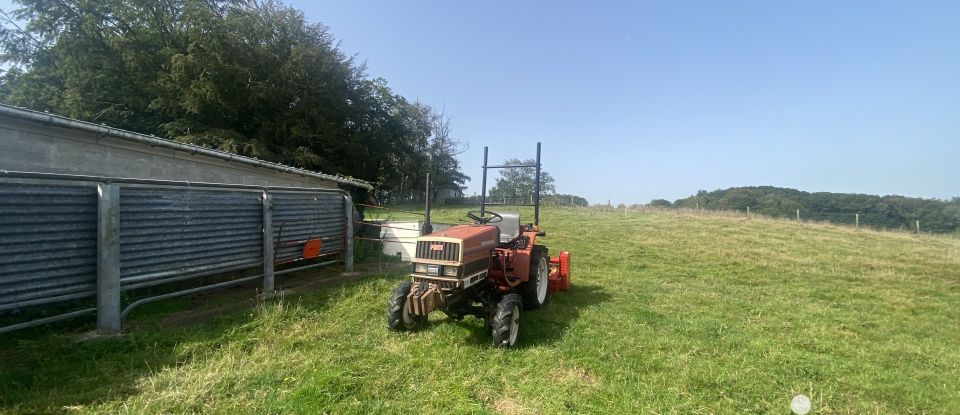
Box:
[549,365,601,387]
[491,397,536,415]
[474,389,537,415]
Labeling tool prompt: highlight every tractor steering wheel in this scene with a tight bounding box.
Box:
[467,210,503,224]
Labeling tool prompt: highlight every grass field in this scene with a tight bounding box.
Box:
[1,207,958,413]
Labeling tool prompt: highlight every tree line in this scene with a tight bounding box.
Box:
[0,0,466,202]
[661,186,960,233]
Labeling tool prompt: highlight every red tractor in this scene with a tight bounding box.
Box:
[386,143,571,348]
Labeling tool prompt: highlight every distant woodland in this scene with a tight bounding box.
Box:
[661,187,960,233]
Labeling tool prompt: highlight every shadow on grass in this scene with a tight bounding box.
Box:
[0,274,374,413]
[452,283,613,348]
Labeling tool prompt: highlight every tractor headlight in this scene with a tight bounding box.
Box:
[426,265,440,276]
[443,266,459,277]
[414,263,428,273]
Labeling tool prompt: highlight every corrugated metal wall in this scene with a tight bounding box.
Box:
[272,192,346,263]
[0,182,98,310]
[119,187,263,286]
[0,176,350,333]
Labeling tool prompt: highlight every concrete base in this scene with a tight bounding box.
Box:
[256,290,289,301]
[77,330,125,342]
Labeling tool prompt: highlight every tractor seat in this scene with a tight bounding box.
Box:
[492,211,521,244]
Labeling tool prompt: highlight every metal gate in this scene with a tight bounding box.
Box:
[0,171,353,334]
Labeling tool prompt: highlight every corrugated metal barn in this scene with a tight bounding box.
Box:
[0,104,371,334]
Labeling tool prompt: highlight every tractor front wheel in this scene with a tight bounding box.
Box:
[386,281,425,331]
[491,294,523,348]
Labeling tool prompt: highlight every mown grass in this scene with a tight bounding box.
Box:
[1,207,958,413]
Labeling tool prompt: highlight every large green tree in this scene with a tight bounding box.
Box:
[0,0,464,200]
[487,158,556,200]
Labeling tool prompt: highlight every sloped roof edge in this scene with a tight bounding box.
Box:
[0,103,373,190]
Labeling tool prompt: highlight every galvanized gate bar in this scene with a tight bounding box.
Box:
[0,291,96,312]
[274,260,338,276]
[0,308,97,335]
[120,274,263,320]
[119,258,263,287]
[121,261,262,291]
[96,184,121,334]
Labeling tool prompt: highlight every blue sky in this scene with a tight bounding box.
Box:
[1,1,955,203]
[291,1,959,204]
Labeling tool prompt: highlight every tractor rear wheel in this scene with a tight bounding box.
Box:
[522,246,550,309]
[386,281,425,331]
[491,294,523,348]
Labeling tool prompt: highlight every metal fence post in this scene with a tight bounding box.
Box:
[262,190,275,294]
[344,194,354,272]
[97,183,121,334]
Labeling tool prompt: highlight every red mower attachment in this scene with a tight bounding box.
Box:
[548,251,571,293]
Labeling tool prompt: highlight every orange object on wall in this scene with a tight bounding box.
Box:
[302,239,322,259]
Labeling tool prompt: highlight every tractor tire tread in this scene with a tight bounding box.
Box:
[386,281,415,331]
[491,294,522,348]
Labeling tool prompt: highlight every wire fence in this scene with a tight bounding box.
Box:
[359,199,949,237]
[577,204,950,236]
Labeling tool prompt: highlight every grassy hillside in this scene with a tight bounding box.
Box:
[1,207,958,413]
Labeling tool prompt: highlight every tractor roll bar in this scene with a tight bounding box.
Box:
[479,142,542,227]
[485,164,538,169]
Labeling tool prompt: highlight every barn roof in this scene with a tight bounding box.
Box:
[0,103,372,190]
